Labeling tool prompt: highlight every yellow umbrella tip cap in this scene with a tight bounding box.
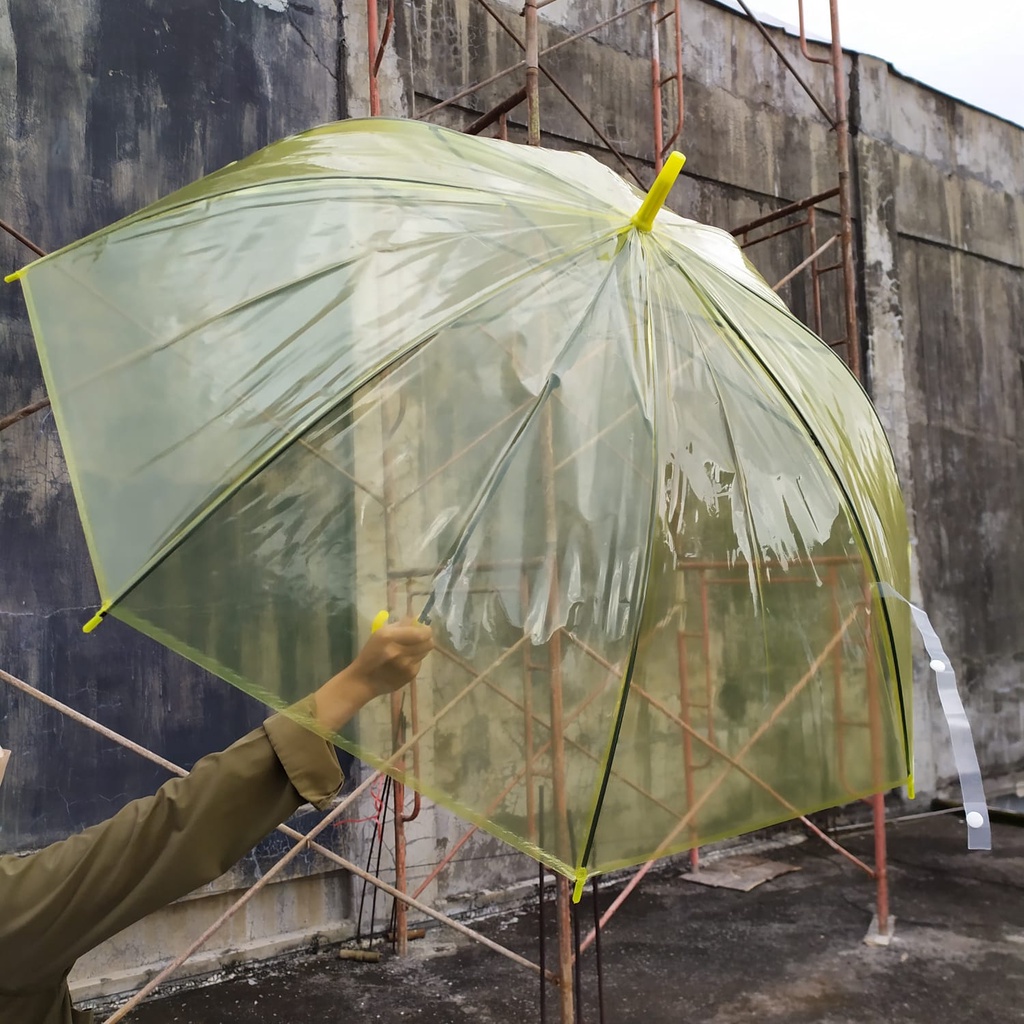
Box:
[572,866,588,903]
[83,601,112,634]
[4,269,25,284]
[631,151,686,232]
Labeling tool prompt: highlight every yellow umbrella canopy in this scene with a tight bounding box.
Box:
[9,118,911,889]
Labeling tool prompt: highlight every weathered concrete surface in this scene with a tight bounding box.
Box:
[113,815,1024,1023]
[2,0,1022,1000]
[0,0,346,987]
[852,55,1024,794]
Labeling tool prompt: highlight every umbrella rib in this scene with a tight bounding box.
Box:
[566,608,862,863]
[658,251,912,772]
[419,246,630,621]
[82,227,625,623]
[53,172,623,263]
[575,241,660,879]
[431,642,685,824]
[685,300,776,701]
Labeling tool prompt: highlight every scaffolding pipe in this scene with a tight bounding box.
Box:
[367,0,381,115]
[828,0,861,380]
[0,667,556,991]
[798,0,832,64]
[524,0,541,146]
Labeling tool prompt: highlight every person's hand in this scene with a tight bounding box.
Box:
[347,620,434,699]
[313,619,433,733]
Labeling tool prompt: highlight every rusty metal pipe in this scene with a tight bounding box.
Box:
[771,232,839,292]
[650,2,665,172]
[0,397,51,433]
[828,0,861,380]
[2,666,558,990]
[524,0,541,146]
[0,217,46,257]
[366,0,381,115]
[798,0,832,63]
[730,187,840,237]
[465,86,528,135]
[372,0,395,77]
[734,0,836,126]
[662,0,685,155]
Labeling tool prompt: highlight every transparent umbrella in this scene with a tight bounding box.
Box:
[8,118,912,893]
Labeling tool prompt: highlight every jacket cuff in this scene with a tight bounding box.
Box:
[263,697,344,810]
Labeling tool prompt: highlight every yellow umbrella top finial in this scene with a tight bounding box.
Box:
[630,151,686,233]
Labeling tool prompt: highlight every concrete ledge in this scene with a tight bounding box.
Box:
[69,869,353,1003]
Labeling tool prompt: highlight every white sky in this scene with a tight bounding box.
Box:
[744,0,1024,126]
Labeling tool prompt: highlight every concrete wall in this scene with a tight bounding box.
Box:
[853,57,1024,790]
[1,0,1021,999]
[0,0,357,994]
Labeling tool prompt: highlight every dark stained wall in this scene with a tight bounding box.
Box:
[0,0,343,853]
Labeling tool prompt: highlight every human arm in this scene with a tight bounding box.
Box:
[0,621,432,992]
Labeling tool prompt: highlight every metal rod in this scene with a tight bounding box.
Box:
[0,217,46,257]
[524,0,541,146]
[380,393,410,956]
[368,775,392,943]
[828,0,861,380]
[472,0,644,185]
[539,785,548,1024]
[356,777,387,943]
[523,574,538,843]
[560,626,878,878]
[417,63,527,120]
[865,583,890,932]
[465,86,528,135]
[662,0,685,155]
[433,640,681,821]
[592,876,606,1024]
[577,611,867,955]
[543,67,645,186]
[102,773,380,1023]
[650,1,665,173]
[367,0,381,116]
[556,878,575,1024]
[572,897,583,1024]
[629,681,875,876]
[408,654,623,902]
[738,215,810,248]
[579,858,653,955]
[2,666,557,991]
[730,187,840,237]
[798,0,832,64]
[771,233,839,292]
[808,207,825,336]
[0,226,51,433]
[372,0,395,77]
[419,0,650,125]
[733,1,837,126]
[873,790,890,931]
[540,389,574,1024]
[0,396,51,433]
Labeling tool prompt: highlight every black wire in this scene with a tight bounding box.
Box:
[592,876,605,1024]
[367,776,393,943]
[539,785,546,1024]
[572,897,583,1024]
[355,776,389,944]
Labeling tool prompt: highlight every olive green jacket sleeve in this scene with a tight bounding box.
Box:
[0,704,343,1024]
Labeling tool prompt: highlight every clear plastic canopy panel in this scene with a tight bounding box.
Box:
[13,119,911,883]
